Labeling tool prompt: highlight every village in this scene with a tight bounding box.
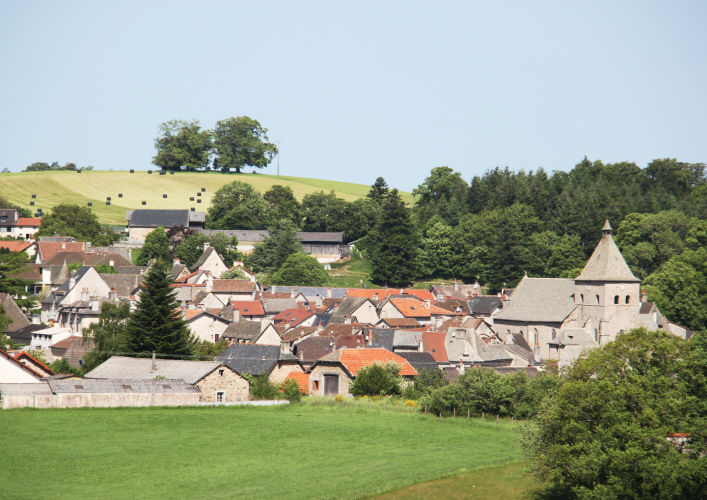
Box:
[0,206,692,408]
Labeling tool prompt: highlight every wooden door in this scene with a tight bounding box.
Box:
[324,375,339,396]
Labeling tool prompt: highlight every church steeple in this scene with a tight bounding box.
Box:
[576,220,640,283]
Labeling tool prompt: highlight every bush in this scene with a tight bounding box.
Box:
[48,358,82,376]
[248,374,279,400]
[280,378,302,403]
[334,395,344,403]
[349,362,404,397]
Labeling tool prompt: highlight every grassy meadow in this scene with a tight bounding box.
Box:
[0,401,525,500]
[0,170,411,225]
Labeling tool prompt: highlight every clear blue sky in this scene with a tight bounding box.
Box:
[1,1,705,191]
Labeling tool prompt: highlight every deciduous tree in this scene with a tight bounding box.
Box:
[152,119,212,171]
[136,226,170,266]
[270,253,329,287]
[205,181,268,230]
[212,116,277,173]
[250,219,303,274]
[36,204,113,246]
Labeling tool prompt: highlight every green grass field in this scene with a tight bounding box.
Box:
[0,401,525,500]
[0,170,411,225]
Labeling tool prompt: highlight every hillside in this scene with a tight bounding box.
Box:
[0,170,409,225]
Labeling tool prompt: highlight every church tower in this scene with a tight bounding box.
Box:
[574,220,641,345]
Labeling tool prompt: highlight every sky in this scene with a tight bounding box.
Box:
[1,1,705,192]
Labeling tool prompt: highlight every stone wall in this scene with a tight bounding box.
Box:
[269,361,304,385]
[196,367,249,402]
[308,364,353,397]
[2,393,200,409]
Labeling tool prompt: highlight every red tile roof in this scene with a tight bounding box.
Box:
[423,332,448,362]
[272,309,314,326]
[184,310,201,320]
[49,336,83,350]
[211,280,256,293]
[389,298,462,318]
[346,288,435,301]
[230,300,265,316]
[379,318,421,328]
[37,242,87,262]
[284,372,310,395]
[176,271,200,283]
[0,241,33,253]
[330,348,418,377]
[17,218,41,226]
[14,351,55,376]
[335,334,366,350]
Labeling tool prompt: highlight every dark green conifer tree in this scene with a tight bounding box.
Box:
[370,189,419,287]
[125,263,192,357]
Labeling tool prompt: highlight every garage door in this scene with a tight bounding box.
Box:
[324,374,339,396]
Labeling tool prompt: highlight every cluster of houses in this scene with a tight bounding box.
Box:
[0,216,694,409]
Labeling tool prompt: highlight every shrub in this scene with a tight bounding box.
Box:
[280,378,302,403]
[349,362,404,397]
[249,374,279,400]
[405,400,417,407]
[334,395,344,403]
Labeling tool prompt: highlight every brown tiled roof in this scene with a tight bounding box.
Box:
[335,334,366,350]
[315,349,418,377]
[17,217,41,226]
[49,336,83,350]
[37,242,87,261]
[378,318,421,328]
[272,309,314,326]
[389,298,462,318]
[347,288,435,301]
[294,337,335,363]
[281,326,317,342]
[211,280,256,293]
[230,301,265,316]
[0,241,33,252]
[319,323,362,338]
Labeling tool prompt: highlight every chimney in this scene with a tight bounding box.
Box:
[299,351,304,361]
[86,242,91,249]
[317,321,323,333]
[203,242,210,252]
[437,292,444,301]
[345,316,352,324]
[206,274,213,293]
[151,351,157,372]
[458,359,465,374]
[109,287,117,301]
[641,288,647,302]
[69,277,76,290]
[173,258,180,266]
[91,295,100,312]
[233,308,240,322]
[352,325,359,335]
[453,278,459,291]
[435,317,443,329]
[326,287,332,298]
[280,340,289,354]
[315,296,322,308]
[372,292,379,301]
[423,299,430,309]
[419,337,424,352]
[62,242,66,249]
[81,288,89,302]
[109,260,114,267]
[291,287,297,299]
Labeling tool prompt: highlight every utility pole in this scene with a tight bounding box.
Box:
[275,140,282,176]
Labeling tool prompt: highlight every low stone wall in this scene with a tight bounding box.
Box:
[2,393,200,409]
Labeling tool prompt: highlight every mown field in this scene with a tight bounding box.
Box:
[0,170,410,225]
[0,401,526,500]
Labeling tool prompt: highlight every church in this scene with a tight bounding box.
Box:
[493,220,691,366]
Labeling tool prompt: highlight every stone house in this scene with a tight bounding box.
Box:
[221,321,282,345]
[216,344,304,384]
[125,209,205,243]
[307,348,418,397]
[185,311,232,343]
[548,328,599,368]
[444,327,513,367]
[84,356,249,402]
[210,279,258,301]
[190,245,229,278]
[324,297,379,325]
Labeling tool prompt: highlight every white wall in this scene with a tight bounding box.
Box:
[0,356,42,383]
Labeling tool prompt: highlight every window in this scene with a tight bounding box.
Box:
[596,295,600,304]
[580,294,584,303]
[552,329,556,340]
[218,369,224,377]
[625,295,630,304]
[216,391,224,402]
[214,334,220,342]
[614,295,619,304]
[594,329,598,341]
[313,380,320,391]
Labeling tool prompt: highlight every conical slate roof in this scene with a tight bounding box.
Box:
[56,260,70,284]
[576,220,640,282]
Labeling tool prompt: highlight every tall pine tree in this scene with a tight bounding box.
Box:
[370,189,419,287]
[125,263,192,357]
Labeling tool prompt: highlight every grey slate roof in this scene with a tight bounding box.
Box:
[114,266,148,275]
[367,328,395,351]
[216,344,298,376]
[41,266,93,304]
[0,293,30,332]
[327,297,368,317]
[190,247,218,271]
[0,382,53,396]
[221,321,263,342]
[7,324,46,340]
[100,274,145,297]
[396,352,438,373]
[467,296,503,315]
[576,223,640,282]
[262,299,297,314]
[270,286,347,299]
[128,209,191,228]
[197,230,342,243]
[170,263,187,279]
[84,356,224,384]
[548,328,598,346]
[392,330,423,348]
[493,277,577,323]
[48,379,200,394]
[444,328,512,363]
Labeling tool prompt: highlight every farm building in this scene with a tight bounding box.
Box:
[125,209,206,242]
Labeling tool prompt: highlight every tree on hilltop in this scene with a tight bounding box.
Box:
[152,120,212,171]
[212,116,277,174]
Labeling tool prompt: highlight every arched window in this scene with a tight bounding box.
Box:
[533,328,538,345]
[596,295,600,304]
[614,295,619,304]
[580,294,584,303]
[625,295,630,304]
[551,329,556,340]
